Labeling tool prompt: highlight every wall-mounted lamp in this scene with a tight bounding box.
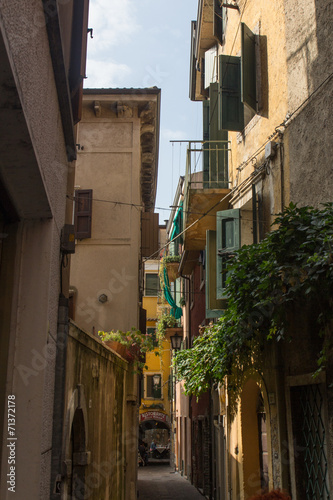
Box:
[153,374,161,388]
[98,294,108,303]
[170,333,182,351]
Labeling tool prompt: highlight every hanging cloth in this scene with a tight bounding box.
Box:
[163,267,182,319]
[170,202,183,241]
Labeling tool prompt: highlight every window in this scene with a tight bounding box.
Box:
[213,0,226,45]
[203,86,228,190]
[146,374,162,399]
[218,23,257,131]
[205,230,226,318]
[74,189,92,239]
[145,273,159,296]
[216,209,240,299]
[147,327,157,346]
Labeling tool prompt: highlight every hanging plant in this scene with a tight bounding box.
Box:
[174,203,333,406]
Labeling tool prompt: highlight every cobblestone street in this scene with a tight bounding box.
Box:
[138,464,205,500]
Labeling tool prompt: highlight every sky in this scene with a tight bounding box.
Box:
[84,0,202,223]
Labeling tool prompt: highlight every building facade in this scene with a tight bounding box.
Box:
[171,0,333,498]
[68,88,160,499]
[0,1,89,498]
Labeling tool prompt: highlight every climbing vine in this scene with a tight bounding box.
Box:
[174,203,333,399]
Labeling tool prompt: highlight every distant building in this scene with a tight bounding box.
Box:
[68,88,160,499]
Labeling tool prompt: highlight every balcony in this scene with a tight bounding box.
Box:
[183,140,231,251]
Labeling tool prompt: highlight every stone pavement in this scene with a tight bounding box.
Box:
[137,464,205,500]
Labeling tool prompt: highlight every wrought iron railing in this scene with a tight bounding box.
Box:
[183,139,230,223]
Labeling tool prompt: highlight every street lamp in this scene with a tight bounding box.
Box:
[170,333,182,351]
[153,374,161,388]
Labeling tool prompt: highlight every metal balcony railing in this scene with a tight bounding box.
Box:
[183,140,230,221]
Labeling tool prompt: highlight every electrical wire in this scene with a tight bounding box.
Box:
[70,70,333,263]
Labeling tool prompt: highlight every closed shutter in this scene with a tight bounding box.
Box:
[74,189,92,239]
[241,23,257,113]
[141,212,159,257]
[216,209,240,299]
[206,230,226,318]
[218,55,244,131]
[210,83,228,188]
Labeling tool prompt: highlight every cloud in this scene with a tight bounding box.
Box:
[85,59,132,88]
[88,0,139,54]
[161,129,188,142]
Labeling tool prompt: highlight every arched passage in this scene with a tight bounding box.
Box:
[139,418,170,459]
[62,385,90,499]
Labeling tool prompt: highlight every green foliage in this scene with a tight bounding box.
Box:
[174,203,333,399]
[156,314,179,340]
[98,328,156,370]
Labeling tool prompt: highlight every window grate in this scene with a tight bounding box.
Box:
[297,385,330,500]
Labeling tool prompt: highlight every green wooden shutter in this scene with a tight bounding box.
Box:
[203,100,210,188]
[216,209,240,299]
[218,55,244,132]
[209,83,228,188]
[206,230,226,318]
[241,23,257,113]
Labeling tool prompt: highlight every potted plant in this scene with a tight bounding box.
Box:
[98,328,155,367]
[160,255,181,283]
[156,314,179,341]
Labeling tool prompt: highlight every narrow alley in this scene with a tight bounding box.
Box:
[138,465,205,500]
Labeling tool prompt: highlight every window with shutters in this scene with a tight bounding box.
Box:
[145,273,159,297]
[205,230,226,318]
[218,23,257,132]
[74,189,92,239]
[216,209,240,299]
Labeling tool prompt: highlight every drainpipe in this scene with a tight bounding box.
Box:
[180,273,192,481]
[50,294,69,499]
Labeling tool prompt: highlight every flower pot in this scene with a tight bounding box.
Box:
[104,340,141,363]
[104,340,128,359]
[166,262,180,282]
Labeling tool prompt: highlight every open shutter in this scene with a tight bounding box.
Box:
[209,83,228,188]
[218,55,244,131]
[74,189,92,239]
[241,23,257,113]
[206,230,226,318]
[216,209,240,299]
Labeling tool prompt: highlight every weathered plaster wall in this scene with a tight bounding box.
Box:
[63,323,132,500]
[223,0,288,207]
[0,1,73,498]
[283,0,333,206]
[71,101,143,334]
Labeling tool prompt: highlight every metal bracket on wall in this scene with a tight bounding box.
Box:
[221,2,240,10]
